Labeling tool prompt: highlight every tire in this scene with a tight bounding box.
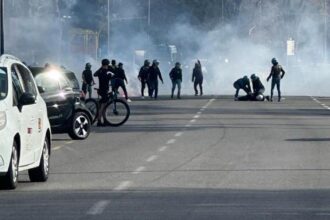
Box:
[0,141,19,189]
[85,98,98,124]
[28,137,50,182]
[68,111,91,140]
[103,99,130,127]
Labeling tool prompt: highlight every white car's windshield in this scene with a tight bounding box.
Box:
[0,68,7,100]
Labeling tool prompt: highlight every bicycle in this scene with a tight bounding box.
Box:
[85,88,130,127]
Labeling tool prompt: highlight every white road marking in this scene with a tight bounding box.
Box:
[185,124,192,127]
[167,139,176,145]
[146,155,158,162]
[327,107,330,110]
[132,166,146,174]
[321,103,327,106]
[158,146,168,152]
[114,181,132,191]
[190,119,196,123]
[175,132,183,137]
[193,115,200,119]
[86,200,110,215]
[66,140,74,144]
[53,146,63,151]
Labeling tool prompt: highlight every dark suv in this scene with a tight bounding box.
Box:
[30,67,92,140]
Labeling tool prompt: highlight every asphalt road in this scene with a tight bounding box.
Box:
[1,96,330,220]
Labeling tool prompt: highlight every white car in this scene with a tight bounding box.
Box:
[0,55,51,189]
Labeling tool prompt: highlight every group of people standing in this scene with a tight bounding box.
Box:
[233,58,286,102]
[138,59,204,99]
[82,57,285,105]
[82,59,204,101]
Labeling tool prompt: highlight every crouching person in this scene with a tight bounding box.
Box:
[233,75,251,100]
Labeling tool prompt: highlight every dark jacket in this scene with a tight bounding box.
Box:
[82,69,93,85]
[114,68,127,82]
[94,67,112,93]
[234,77,251,91]
[138,66,149,81]
[268,64,285,81]
[252,77,265,93]
[192,67,203,82]
[148,65,163,82]
[169,67,182,81]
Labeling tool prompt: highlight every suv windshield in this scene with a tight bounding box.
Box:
[0,67,8,100]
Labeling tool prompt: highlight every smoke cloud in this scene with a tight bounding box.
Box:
[4,0,330,96]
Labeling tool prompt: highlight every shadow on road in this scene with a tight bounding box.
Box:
[286,138,330,142]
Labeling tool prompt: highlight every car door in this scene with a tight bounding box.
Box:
[15,64,43,159]
[11,64,37,166]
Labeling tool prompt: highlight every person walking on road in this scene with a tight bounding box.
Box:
[138,60,150,99]
[82,63,95,99]
[233,75,251,100]
[169,62,183,99]
[267,58,286,102]
[148,60,164,99]
[94,59,112,126]
[112,62,130,102]
[192,60,203,96]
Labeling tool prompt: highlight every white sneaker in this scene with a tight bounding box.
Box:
[127,99,132,103]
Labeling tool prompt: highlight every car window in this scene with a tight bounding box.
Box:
[0,67,7,100]
[35,73,60,93]
[65,72,80,90]
[58,74,71,90]
[11,65,24,106]
[14,64,38,97]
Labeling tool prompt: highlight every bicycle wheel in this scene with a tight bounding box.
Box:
[103,99,130,127]
[85,98,98,124]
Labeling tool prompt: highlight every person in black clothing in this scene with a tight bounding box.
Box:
[148,60,164,99]
[237,74,269,101]
[138,60,150,98]
[169,62,183,99]
[82,63,95,99]
[94,59,112,126]
[112,62,129,101]
[267,58,286,102]
[110,60,117,74]
[192,60,203,96]
[233,75,251,100]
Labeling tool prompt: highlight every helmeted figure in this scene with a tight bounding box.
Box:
[169,62,183,99]
[148,60,164,99]
[138,60,151,98]
[267,58,286,102]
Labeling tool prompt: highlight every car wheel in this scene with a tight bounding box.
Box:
[68,112,91,140]
[28,137,50,182]
[0,141,19,189]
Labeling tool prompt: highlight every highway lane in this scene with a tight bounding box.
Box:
[1,96,330,219]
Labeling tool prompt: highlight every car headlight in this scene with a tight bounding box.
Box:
[0,111,6,130]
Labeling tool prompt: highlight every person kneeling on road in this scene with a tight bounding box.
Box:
[236,74,270,101]
[233,75,251,100]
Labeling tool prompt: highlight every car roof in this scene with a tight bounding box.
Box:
[29,66,74,76]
